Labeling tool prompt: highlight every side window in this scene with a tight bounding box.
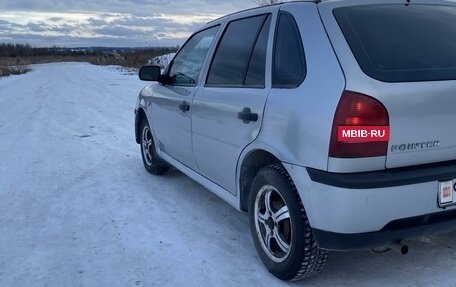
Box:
[169,26,219,86]
[206,14,271,88]
[273,12,306,88]
[245,15,272,87]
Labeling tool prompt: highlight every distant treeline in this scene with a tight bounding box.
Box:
[0,43,81,57]
[0,43,179,69]
[0,43,178,58]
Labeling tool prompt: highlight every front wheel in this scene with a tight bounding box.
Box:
[139,119,169,175]
[248,165,328,281]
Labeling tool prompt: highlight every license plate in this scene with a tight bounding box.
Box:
[438,180,455,208]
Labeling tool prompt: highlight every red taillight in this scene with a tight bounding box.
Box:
[329,90,389,158]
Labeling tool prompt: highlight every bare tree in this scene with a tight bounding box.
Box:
[253,0,280,6]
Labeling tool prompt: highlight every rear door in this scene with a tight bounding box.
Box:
[191,13,273,193]
[321,1,456,169]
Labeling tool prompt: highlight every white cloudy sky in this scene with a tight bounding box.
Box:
[0,0,256,47]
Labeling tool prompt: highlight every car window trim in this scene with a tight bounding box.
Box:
[242,14,271,89]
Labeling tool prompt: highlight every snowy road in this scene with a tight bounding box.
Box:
[1,62,456,287]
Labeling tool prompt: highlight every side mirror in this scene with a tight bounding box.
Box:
[139,66,161,81]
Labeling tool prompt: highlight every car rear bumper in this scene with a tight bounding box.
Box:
[306,160,456,189]
[312,209,456,251]
[283,161,456,251]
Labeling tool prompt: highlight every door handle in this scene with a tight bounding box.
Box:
[179,101,190,113]
[237,107,258,124]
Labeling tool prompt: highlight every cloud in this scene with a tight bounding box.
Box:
[0,0,252,16]
[87,18,109,26]
[0,19,22,31]
[49,17,63,21]
[0,0,257,47]
[24,22,46,32]
[93,25,150,38]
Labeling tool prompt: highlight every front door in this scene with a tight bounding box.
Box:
[151,26,219,170]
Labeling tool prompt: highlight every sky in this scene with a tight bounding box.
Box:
[0,0,257,47]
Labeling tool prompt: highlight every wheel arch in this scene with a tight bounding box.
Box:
[238,148,284,212]
[135,107,148,144]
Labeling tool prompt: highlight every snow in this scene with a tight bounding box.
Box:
[1,62,456,287]
[148,53,175,70]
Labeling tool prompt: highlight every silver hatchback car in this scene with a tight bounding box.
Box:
[135,0,456,281]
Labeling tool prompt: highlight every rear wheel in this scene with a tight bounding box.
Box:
[140,119,169,175]
[248,165,328,281]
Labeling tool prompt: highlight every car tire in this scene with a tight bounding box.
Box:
[248,164,328,281]
[139,118,169,175]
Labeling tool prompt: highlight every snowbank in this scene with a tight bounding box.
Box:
[147,53,176,70]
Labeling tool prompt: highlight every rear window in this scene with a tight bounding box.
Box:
[334,4,456,82]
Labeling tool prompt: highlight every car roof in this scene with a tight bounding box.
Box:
[206,0,433,25]
[206,0,321,25]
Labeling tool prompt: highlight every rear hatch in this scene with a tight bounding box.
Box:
[325,2,456,169]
